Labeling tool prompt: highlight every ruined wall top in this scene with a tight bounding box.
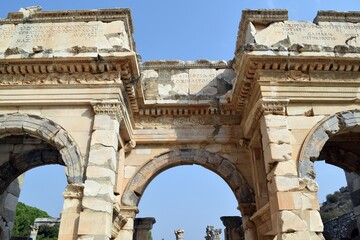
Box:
[235,9,360,55]
[0,7,136,60]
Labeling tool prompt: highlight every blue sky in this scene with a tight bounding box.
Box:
[1,0,359,239]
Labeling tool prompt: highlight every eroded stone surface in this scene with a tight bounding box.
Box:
[0,21,130,58]
[247,20,360,48]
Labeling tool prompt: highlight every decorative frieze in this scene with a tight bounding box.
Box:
[0,72,121,85]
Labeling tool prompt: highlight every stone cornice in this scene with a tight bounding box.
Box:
[0,57,136,75]
[223,54,360,115]
[0,58,140,113]
[314,10,360,24]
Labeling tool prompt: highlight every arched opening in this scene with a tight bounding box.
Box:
[137,165,240,240]
[122,149,254,240]
[299,110,360,239]
[0,113,84,240]
[12,165,66,239]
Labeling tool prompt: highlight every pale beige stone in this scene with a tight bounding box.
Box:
[263,115,288,128]
[90,130,118,149]
[88,146,117,170]
[124,166,137,179]
[253,20,360,48]
[302,210,324,232]
[189,69,217,95]
[278,210,307,233]
[262,128,296,145]
[269,176,299,192]
[301,192,320,210]
[205,143,222,153]
[93,114,119,130]
[82,197,113,214]
[273,191,302,210]
[61,198,81,213]
[287,116,325,130]
[2,21,129,53]
[266,143,292,162]
[78,211,112,237]
[272,160,298,177]
[83,180,115,201]
[86,166,116,185]
[280,231,310,240]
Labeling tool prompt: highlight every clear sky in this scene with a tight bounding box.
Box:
[1,0,359,239]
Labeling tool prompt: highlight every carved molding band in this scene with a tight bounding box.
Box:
[0,72,121,85]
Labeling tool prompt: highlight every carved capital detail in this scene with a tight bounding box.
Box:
[257,98,289,117]
[62,183,84,199]
[112,203,128,238]
[92,102,124,122]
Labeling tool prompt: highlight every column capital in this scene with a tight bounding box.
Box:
[134,217,156,230]
[243,98,289,138]
[120,206,139,218]
[91,101,124,122]
[220,216,242,228]
[62,183,84,199]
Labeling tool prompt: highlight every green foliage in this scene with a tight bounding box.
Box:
[148,230,153,240]
[320,187,353,223]
[11,202,58,240]
[326,191,340,203]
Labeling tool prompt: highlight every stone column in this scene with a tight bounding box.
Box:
[58,184,84,240]
[260,114,323,239]
[115,207,138,240]
[29,226,39,240]
[77,103,122,240]
[174,229,184,240]
[220,216,244,240]
[133,217,156,240]
[205,226,222,240]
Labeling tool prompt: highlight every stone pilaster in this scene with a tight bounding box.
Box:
[58,184,84,240]
[260,114,323,239]
[133,217,156,240]
[78,103,122,240]
[115,207,138,240]
[220,216,244,240]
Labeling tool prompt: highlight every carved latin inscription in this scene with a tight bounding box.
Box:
[251,21,360,47]
[142,68,234,99]
[0,21,129,53]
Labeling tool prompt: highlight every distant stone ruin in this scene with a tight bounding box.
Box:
[29,218,60,240]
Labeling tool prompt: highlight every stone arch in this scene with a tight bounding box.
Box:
[122,149,254,209]
[0,113,84,191]
[299,109,360,179]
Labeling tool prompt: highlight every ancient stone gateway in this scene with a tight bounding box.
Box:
[0,7,360,240]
